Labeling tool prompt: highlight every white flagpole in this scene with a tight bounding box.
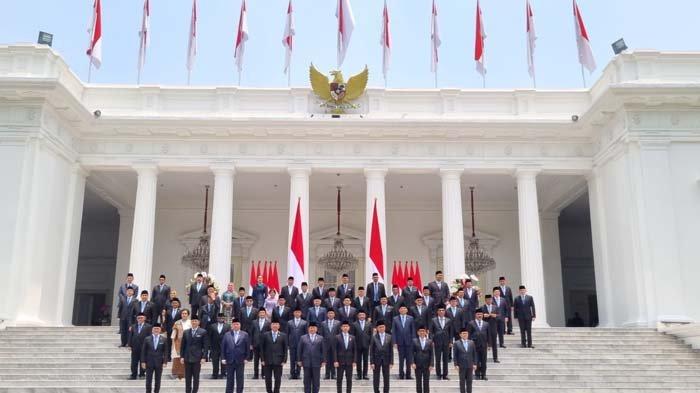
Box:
[187,70,191,86]
[238,70,242,86]
[580,64,587,88]
[87,60,93,83]
[434,71,438,89]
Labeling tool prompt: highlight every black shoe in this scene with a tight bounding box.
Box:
[528,345,535,349]
[442,376,449,380]
[507,332,514,335]
[252,376,259,380]
[494,359,500,363]
[211,375,218,379]
[407,376,413,380]
[521,344,527,348]
[324,376,331,380]
[399,375,404,380]
[128,376,137,380]
[482,376,488,381]
[356,376,362,380]
[363,376,370,380]
[499,345,506,348]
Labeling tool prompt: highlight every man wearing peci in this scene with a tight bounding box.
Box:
[430,305,452,380]
[128,312,151,380]
[280,276,299,309]
[427,271,450,307]
[370,321,393,393]
[498,276,515,335]
[337,273,354,300]
[467,309,490,381]
[392,305,415,380]
[207,313,229,379]
[412,326,434,393]
[140,323,168,393]
[261,320,288,393]
[188,274,208,318]
[352,310,372,381]
[180,316,209,393]
[117,286,136,347]
[333,321,356,393]
[514,285,536,348]
[287,307,308,380]
[151,274,171,321]
[366,273,386,308]
[453,328,478,393]
[297,322,326,393]
[250,308,271,379]
[222,319,250,393]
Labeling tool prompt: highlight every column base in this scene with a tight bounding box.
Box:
[532,319,551,328]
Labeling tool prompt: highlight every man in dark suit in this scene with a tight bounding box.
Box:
[333,321,356,393]
[280,276,300,309]
[151,275,171,321]
[353,287,371,317]
[222,319,250,393]
[388,285,405,313]
[134,290,155,324]
[412,326,434,393]
[164,298,182,360]
[467,309,490,380]
[128,313,151,379]
[372,297,393,334]
[188,274,208,318]
[140,323,168,393]
[490,289,509,349]
[232,287,247,318]
[366,273,386,308]
[307,298,327,325]
[462,280,479,322]
[320,310,340,379]
[370,321,393,393]
[421,287,436,315]
[117,272,139,303]
[481,295,501,363]
[118,287,136,347]
[446,297,464,341]
[180,316,209,393]
[429,306,452,380]
[296,282,314,318]
[312,277,329,300]
[337,273,354,300]
[410,296,431,331]
[237,296,257,334]
[498,277,515,334]
[453,329,477,393]
[199,296,219,330]
[392,305,415,379]
[324,288,342,313]
[402,277,420,306]
[427,271,450,306]
[271,297,291,332]
[351,311,371,380]
[251,308,271,379]
[207,313,229,379]
[261,320,288,393]
[297,322,326,393]
[514,285,536,348]
[287,307,308,379]
[337,297,357,323]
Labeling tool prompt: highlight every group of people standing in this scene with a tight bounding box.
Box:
[116,270,537,393]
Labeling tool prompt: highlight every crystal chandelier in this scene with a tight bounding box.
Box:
[464,186,496,275]
[318,187,359,275]
[182,185,211,272]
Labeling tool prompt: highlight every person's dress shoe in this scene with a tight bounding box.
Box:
[442,376,449,380]
[494,359,500,363]
[482,376,488,381]
[128,376,137,380]
[528,345,535,349]
[252,376,259,380]
[211,375,218,379]
[406,376,413,380]
[499,345,506,348]
[363,376,370,380]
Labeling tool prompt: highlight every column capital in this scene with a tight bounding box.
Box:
[439,168,463,180]
[210,164,236,176]
[288,166,312,177]
[364,168,388,180]
[132,163,159,175]
[514,167,541,179]
[71,163,90,178]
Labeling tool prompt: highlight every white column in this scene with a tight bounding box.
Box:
[586,170,614,327]
[516,168,549,327]
[128,165,159,291]
[440,169,465,282]
[288,167,310,285]
[365,168,388,284]
[56,165,89,326]
[209,165,235,285]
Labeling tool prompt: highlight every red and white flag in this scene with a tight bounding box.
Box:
[391,262,399,287]
[367,199,385,283]
[270,261,281,292]
[413,261,423,291]
[234,0,249,74]
[288,199,305,287]
[248,260,257,294]
[526,0,537,79]
[430,0,441,73]
[336,0,355,67]
[380,0,391,82]
[282,0,295,75]
[137,0,150,78]
[573,0,596,73]
[186,0,197,73]
[474,0,486,77]
[86,0,103,69]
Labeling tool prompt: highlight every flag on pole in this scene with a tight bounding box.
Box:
[397,261,405,288]
[186,0,198,73]
[263,260,270,287]
[402,261,409,288]
[414,261,423,291]
[234,0,249,74]
[270,261,281,292]
[87,0,103,69]
[391,261,399,287]
[368,199,385,282]
[573,0,596,73]
[430,0,441,73]
[336,0,355,68]
[137,0,150,79]
[248,260,257,294]
[408,260,415,283]
[526,0,537,79]
[380,0,391,82]
[288,198,305,287]
[282,0,295,74]
[474,0,486,77]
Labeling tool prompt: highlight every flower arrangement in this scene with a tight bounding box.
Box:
[449,273,480,294]
[185,271,220,293]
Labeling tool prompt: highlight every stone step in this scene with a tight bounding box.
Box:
[1,388,698,393]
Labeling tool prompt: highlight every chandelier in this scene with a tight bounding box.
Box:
[182,185,211,272]
[464,186,496,275]
[318,187,359,275]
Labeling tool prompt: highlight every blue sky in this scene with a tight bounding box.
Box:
[3,1,699,89]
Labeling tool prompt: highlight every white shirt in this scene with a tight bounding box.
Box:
[379,333,385,346]
[420,337,426,350]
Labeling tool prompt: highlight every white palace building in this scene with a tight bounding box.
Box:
[1,44,700,330]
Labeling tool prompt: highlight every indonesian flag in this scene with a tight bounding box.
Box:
[430,0,441,73]
[137,0,150,75]
[282,0,295,74]
[380,0,391,81]
[86,0,103,69]
[573,0,596,73]
[248,260,257,294]
[526,0,537,79]
[391,262,399,287]
[368,199,385,282]
[263,260,270,287]
[474,0,486,77]
[234,0,249,74]
[270,261,281,292]
[288,199,305,288]
[186,0,197,72]
[408,261,415,285]
[414,261,423,291]
[402,261,409,288]
[336,0,355,67]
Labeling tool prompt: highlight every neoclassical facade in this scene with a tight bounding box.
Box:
[1,44,699,329]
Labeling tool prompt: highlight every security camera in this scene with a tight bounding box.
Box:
[571,114,579,122]
[93,110,102,118]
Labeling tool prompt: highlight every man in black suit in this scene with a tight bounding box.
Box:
[307,298,327,325]
[392,305,415,380]
[180,316,209,393]
[134,290,155,324]
[222,319,250,393]
[237,296,257,334]
[296,282,313,318]
[467,309,490,380]
[351,310,371,381]
[514,285,536,348]
[366,273,386,308]
[140,323,168,393]
[410,296,431,331]
[287,307,308,379]
[324,288,342,313]
[337,273,354,300]
[261,320,288,393]
[402,277,419,306]
[412,326,434,393]
[251,308,271,379]
[188,273,208,318]
[280,276,300,309]
[388,285,405,313]
[429,306,452,380]
[481,295,500,363]
[372,297,393,334]
[117,272,139,304]
[118,287,136,347]
[427,271,450,306]
[151,275,171,321]
[207,313,229,379]
[446,297,464,341]
[297,322,326,393]
[199,296,218,330]
[333,321,356,393]
[490,289,509,349]
[370,321,393,393]
[164,298,182,360]
[128,313,151,379]
[421,287,435,315]
[453,329,477,393]
[498,277,515,334]
[353,287,371,317]
[462,280,479,322]
[320,310,340,379]
[337,296,357,323]
[271,296,291,332]
[312,277,329,300]
[232,287,247,318]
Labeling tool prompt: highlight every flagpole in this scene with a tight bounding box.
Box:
[187,70,191,86]
[87,61,93,83]
[580,64,587,88]
[434,71,438,89]
[137,68,141,85]
[238,69,242,86]
[482,74,486,89]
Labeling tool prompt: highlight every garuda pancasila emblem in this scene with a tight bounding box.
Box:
[309,63,368,114]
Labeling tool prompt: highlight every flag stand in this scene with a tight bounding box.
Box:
[580,65,587,88]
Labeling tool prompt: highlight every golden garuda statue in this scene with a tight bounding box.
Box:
[309,63,368,114]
